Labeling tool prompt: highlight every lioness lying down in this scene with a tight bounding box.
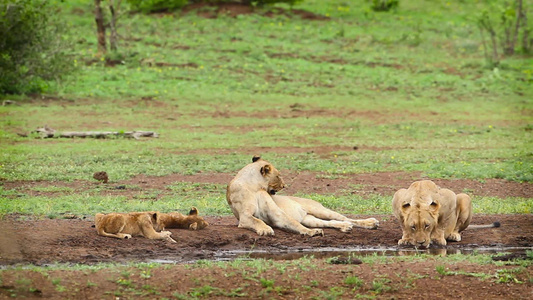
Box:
[226,156,379,236]
[392,180,500,247]
[94,208,209,243]
[95,211,176,243]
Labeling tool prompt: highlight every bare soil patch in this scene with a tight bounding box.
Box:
[2,172,531,298]
[0,214,531,299]
[4,170,532,200]
[1,214,532,266]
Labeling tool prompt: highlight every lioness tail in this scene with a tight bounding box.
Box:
[469,221,501,229]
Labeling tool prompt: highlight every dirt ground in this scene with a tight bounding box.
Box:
[0,213,532,299]
[0,213,532,266]
[1,172,532,299]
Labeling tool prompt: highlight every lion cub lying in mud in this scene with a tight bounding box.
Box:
[226,156,379,236]
[94,207,208,243]
[157,207,209,231]
[392,180,500,248]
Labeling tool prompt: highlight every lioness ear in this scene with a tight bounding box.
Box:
[252,155,261,163]
[152,212,159,221]
[260,164,272,176]
[401,203,411,212]
[429,201,440,213]
[189,207,198,216]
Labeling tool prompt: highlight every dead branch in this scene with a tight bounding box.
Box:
[34,126,158,140]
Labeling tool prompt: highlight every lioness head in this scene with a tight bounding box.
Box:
[252,156,285,195]
[400,201,440,248]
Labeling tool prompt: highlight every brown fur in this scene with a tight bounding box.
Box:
[94,212,176,243]
[392,180,499,247]
[156,207,209,231]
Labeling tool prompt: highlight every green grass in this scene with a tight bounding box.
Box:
[1,253,529,298]
[0,0,531,218]
[2,183,529,217]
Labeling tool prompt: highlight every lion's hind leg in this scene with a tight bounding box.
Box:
[301,215,353,232]
[291,196,379,229]
[349,218,380,230]
[448,193,472,242]
[95,214,132,239]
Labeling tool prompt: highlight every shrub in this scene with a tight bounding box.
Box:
[370,0,399,12]
[477,0,531,67]
[0,0,74,94]
[126,0,188,13]
[127,0,304,13]
[251,0,303,7]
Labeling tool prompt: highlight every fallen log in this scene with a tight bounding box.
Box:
[34,126,159,140]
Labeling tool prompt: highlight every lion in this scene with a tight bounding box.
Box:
[156,207,209,231]
[94,211,176,243]
[392,180,500,247]
[226,156,379,236]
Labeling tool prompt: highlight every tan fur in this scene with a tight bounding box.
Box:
[156,207,209,231]
[94,212,176,243]
[226,156,378,236]
[392,180,497,247]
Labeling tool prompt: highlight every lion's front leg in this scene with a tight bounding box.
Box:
[141,220,177,243]
[232,197,275,236]
[431,227,447,246]
[238,214,275,236]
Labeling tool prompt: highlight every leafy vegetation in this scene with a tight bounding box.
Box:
[126,0,188,13]
[0,0,531,216]
[0,0,74,94]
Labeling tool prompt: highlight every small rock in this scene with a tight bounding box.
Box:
[93,171,109,183]
[328,256,363,265]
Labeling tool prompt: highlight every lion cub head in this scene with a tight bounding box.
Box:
[252,155,285,195]
[400,201,440,248]
[156,207,209,231]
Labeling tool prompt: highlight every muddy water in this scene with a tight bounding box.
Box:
[148,246,532,264]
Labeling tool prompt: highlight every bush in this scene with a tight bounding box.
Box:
[250,0,303,7]
[0,0,74,94]
[126,0,188,13]
[127,0,304,13]
[370,0,399,12]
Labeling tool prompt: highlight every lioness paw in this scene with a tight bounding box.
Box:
[447,233,461,242]
[305,229,324,237]
[189,222,198,230]
[340,223,353,233]
[432,238,447,246]
[161,230,172,237]
[398,238,412,246]
[123,234,132,239]
[256,227,275,236]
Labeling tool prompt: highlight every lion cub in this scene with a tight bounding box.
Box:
[156,207,209,231]
[95,212,176,243]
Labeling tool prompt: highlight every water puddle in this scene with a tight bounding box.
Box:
[148,246,532,264]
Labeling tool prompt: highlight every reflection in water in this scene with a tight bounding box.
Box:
[239,246,531,261]
[146,246,532,265]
